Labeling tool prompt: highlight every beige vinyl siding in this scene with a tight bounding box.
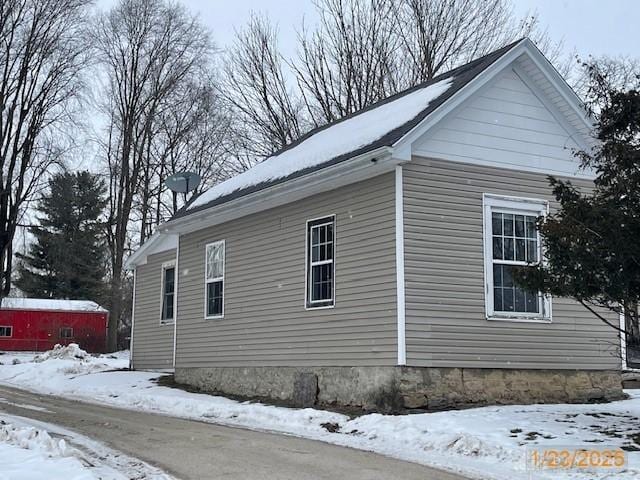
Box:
[132,249,176,370]
[403,156,620,370]
[176,172,397,367]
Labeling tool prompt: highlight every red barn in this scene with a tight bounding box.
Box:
[0,298,108,353]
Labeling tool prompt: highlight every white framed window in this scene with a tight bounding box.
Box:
[205,240,225,318]
[483,193,551,322]
[0,326,12,337]
[306,215,335,309]
[60,327,73,339]
[160,261,176,323]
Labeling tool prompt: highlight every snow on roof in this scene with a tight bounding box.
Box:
[187,77,454,212]
[0,298,107,313]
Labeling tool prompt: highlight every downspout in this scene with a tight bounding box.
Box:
[395,165,407,366]
[129,268,137,370]
[172,236,180,370]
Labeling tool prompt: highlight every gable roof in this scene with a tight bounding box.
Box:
[175,39,523,220]
[127,38,595,269]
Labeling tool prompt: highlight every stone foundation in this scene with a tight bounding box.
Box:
[174,366,624,411]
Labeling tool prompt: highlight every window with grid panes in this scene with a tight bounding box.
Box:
[483,194,551,321]
[306,216,335,308]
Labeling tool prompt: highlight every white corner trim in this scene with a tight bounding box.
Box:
[129,268,137,370]
[172,236,180,370]
[395,165,407,366]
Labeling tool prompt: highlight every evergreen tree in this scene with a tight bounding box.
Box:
[516,65,640,356]
[16,171,108,302]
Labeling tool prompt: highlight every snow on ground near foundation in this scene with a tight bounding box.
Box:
[0,414,170,480]
[187,78,453,210]
[0,345,639,480]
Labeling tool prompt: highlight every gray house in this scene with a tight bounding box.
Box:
[126,39,624,410]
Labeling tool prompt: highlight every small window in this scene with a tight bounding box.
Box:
[161,263,175,322]
[60,327,73,339]
[483,194,551,321]
[205,240,225,318]
[0,326,12,337]
[306,216,335,308]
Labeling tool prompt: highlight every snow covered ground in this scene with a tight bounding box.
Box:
[0,413,170,480]
[0,345,639,480]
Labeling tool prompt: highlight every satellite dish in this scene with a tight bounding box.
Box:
[165,171,201,194]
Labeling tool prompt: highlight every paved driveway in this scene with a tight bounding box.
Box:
[0,384,468,480]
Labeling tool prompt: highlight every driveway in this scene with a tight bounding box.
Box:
[0,384,468,480]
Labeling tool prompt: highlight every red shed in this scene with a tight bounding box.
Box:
[0,298,108,353]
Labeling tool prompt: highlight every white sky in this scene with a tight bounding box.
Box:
[98,0,640,57]
[513,0,639,58]
[95,0,640,59]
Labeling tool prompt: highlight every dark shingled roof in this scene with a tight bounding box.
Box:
[172,39,522,221]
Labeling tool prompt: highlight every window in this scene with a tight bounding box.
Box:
[483,194,551,321]
[205,240,225,318]
[161,263,175,322]
[60,327,73,339]
[306,216,335,308]
[0,326,12,337]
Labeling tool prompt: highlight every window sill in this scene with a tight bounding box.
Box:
[160,320,175,326]
[305,303,335,311]
[204,315,224,320]
[486,315,551,324]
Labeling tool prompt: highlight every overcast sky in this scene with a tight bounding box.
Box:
[512,0,639,57]
[97,0,639,60]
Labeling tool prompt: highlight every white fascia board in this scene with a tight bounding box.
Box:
[519,39,597,135]
[393,39,595,162]
[511,64,594,156]
[124,232,178,270]
[160,147,397,235]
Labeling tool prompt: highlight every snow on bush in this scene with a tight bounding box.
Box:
[0,421,71,458]
[34,343,89,362]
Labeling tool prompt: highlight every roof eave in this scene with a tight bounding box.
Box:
[124,231,178,270]
[160,146,397,236]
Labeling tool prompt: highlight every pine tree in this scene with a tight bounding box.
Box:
[515,64,640,360]
[16,171,108,302]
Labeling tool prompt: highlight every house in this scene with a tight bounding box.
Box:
[125,39,624,410]
[0,298,108,353]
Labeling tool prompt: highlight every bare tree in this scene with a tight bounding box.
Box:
[95,0,214,350]
[0,0,91,301]
[293,0,401,125]
[225,0,568,147]
[137,76,232,237]
[392,0,565,84]
[223,14,304,158]
[572,55,640,112]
